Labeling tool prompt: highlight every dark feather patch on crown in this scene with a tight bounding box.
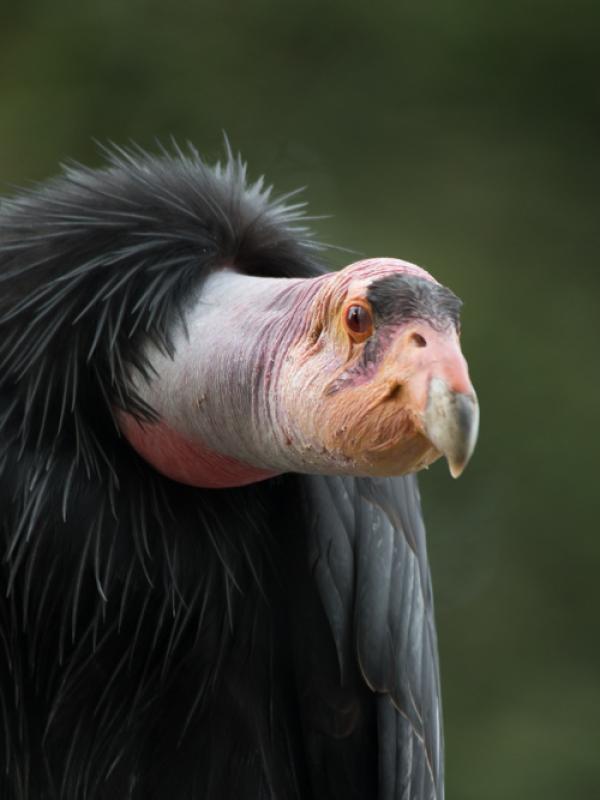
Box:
[367,275,462,329]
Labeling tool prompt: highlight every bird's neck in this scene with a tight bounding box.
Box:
[119,269,327,487]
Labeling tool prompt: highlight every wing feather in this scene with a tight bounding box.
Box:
[302,473,444,800]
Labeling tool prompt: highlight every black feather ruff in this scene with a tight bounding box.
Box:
[0,145,328,799]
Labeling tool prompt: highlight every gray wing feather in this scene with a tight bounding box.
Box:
[302,473,443,800]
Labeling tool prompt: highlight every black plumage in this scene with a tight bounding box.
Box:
[0,145,443,799]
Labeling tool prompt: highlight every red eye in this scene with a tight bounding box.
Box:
[344,303,373,341]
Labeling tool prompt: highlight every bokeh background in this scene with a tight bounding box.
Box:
[1,1,598,797]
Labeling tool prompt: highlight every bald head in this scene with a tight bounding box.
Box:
[119,259,478,485]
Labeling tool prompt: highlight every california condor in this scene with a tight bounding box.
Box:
[0,145,478,800]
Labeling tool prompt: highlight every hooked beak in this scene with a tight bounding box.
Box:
[422,378,479,477]
[394,322,479,478]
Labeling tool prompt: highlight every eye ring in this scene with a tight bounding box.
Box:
[343,302,374,343]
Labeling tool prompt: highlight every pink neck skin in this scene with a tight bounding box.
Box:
[119,414,279,488]
[119,258,439,488]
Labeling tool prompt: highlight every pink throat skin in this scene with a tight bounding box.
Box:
[119,414,280,489]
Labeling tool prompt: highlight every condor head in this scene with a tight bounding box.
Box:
[120,258,479,487]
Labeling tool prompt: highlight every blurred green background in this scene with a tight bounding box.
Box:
[1,1,598,797]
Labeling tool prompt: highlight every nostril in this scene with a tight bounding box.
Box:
[410,332,427,348]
